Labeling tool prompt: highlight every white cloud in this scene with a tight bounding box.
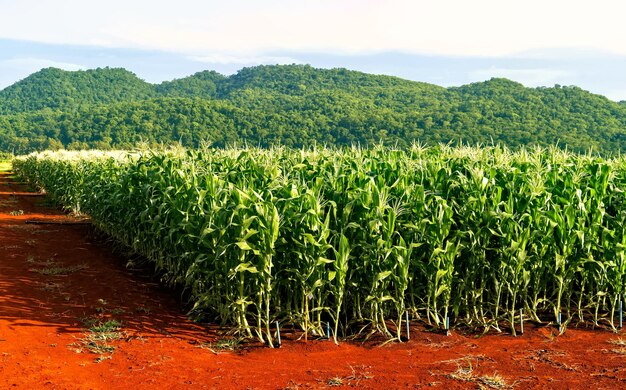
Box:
[0,57,86,88]
[1,0,626,57]
[1,57,85,71]
[469,67,575,87]
[189,54,303,65]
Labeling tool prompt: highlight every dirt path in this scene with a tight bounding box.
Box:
[2,170,626,389]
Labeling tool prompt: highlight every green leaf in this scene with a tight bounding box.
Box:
[236,241,254,251]
[316,257,334,265]
[234,262,258,273]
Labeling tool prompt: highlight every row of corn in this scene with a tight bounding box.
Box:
[13,145,626,343]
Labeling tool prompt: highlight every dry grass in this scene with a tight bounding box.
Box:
[197,338,243,354]
[30,264,87,275]
[36,281,65,292]
[69,320,124,363]
[608,337,626,346]
[447,358,475,382]
[315,365,374,388]
[326,377,343,386]
[479,373,510,389]
[27,256,57,266]
[444,357,514,389]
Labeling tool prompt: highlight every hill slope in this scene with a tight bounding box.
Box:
[0,67,156,115]
[1,64,626,154]
[155,70,226,99]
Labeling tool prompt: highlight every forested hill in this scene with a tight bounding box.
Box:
[1,64,626,154]
[0,68,156,115]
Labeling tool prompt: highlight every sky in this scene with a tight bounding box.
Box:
[1,0,626,100]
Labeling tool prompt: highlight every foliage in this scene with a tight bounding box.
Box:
[2,65,626,154]
[14,145,626,342]
[155,70,225,99]
[0,67,156,115]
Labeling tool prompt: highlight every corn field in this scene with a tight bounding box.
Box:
[13,145,626,343]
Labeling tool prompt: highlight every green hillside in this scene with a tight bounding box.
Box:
[1,64,626,154]
[155,70,225,99]
[0,67,156,115]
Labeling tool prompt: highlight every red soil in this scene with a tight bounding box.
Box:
[1,171,626,389]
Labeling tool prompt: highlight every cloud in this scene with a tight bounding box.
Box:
[469,67,575,87]
[189,54,303,66]
[2,0,626,57]
[0,57,87,88]
[1,57,86,71]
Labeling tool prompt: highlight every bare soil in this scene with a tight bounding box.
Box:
[1,171,626,389]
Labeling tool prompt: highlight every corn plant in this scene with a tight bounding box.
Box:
[14,144,626,341]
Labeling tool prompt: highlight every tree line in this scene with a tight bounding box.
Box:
[1,64,626,154]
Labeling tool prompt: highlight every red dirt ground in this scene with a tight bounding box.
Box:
[1,170,626,389]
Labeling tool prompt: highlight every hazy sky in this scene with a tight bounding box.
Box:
[1,0,626,100]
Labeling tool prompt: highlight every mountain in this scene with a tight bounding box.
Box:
[216,64,445,98]
[1,64,626,154]
[155,70,225,99]
[0,67,156,115]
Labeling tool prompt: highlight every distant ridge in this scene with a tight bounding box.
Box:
[1,64,626,154]
[0,67,155,115]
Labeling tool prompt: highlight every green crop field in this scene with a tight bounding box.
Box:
[13,145,626,345]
